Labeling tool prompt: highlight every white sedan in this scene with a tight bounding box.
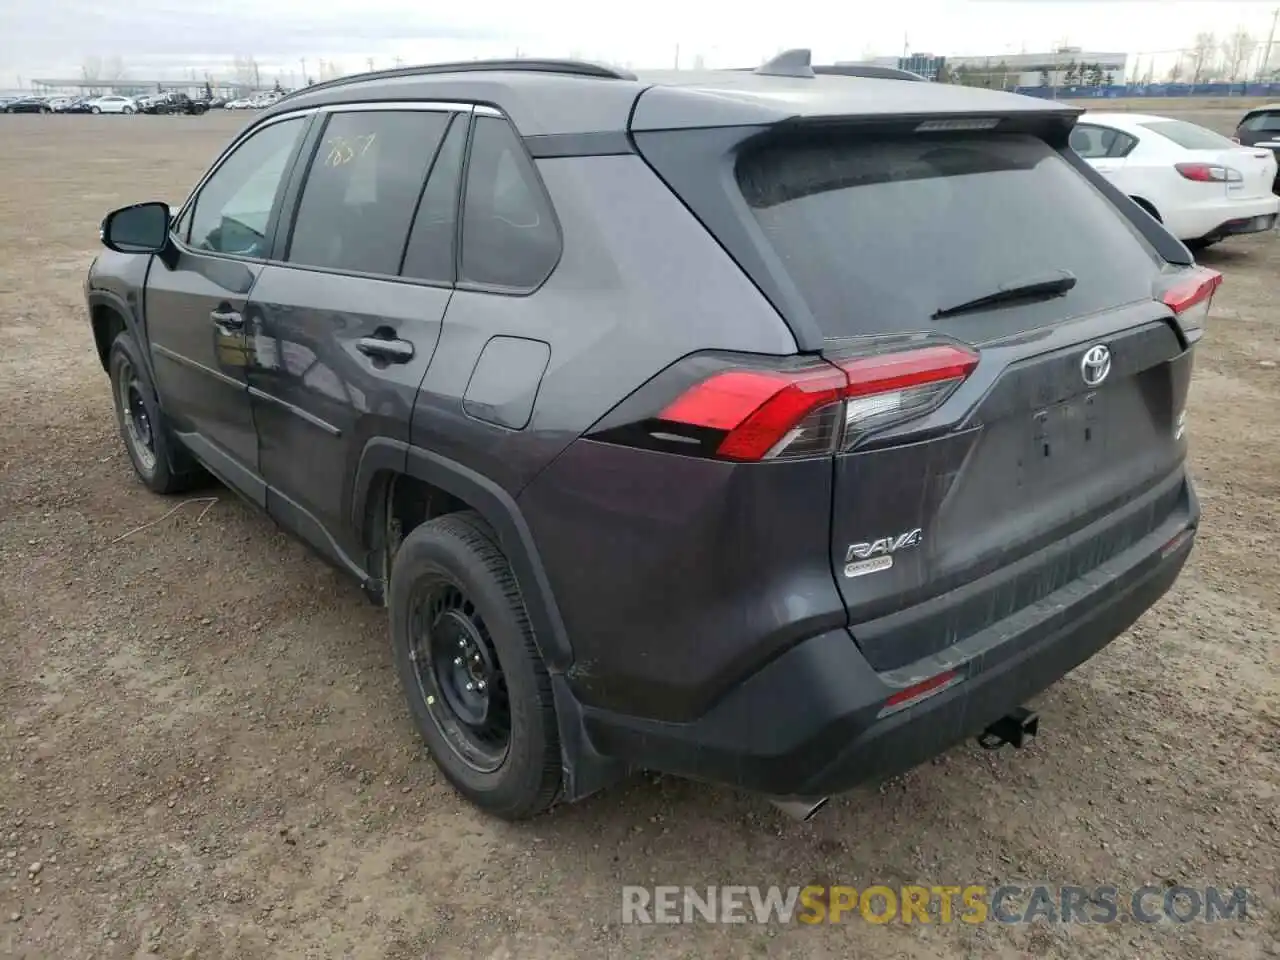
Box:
[87,95,137,114]
[1070,112,1278,249]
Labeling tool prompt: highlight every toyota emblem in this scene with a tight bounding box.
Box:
[1080,344,1111,387]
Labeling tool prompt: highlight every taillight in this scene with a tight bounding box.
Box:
[588,343,979,462]
[1174,162,1243,183]
[1157,267,1222,334]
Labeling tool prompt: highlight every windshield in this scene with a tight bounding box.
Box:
[736,132,1159,341]
[1139,119,1238,151]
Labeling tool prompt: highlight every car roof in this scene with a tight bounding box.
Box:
[261,55,1079,137]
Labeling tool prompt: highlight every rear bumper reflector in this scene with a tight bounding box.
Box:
[877,668,963,718]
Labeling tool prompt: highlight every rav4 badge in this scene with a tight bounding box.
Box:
[844,529,923,578]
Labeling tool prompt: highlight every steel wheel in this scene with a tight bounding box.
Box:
[409,579,511,773]
[116,356,157,475]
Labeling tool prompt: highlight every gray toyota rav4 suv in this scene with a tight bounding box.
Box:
[86,52,1215,821]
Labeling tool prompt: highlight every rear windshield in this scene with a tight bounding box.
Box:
[737,133,1158,341]
[1243,111,1280,134]
[1139,119,1237,150]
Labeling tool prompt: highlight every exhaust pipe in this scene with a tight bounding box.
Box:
[977,706,1039,751]
[770,796,830,822]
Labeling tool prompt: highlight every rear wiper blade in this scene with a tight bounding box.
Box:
[932,270,1077,320]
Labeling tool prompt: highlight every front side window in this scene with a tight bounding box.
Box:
[188,117,306,258]
[286,109,452,276]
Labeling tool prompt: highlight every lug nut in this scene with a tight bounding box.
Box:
[476,681,486,691]
[453,657,463,666]
[465,682,474,691]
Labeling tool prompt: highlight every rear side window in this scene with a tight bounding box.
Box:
[737,133,1159,341]
[1242,111,1280,134]
[1138,119,1236,151]
[400,113,468,284]
[460,116,560,289]
[287,110,451,276]
[1069,124,1137,159]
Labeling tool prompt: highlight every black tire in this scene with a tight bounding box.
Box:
[1185,237,1218,253]
[108,331,202,494]
[390,511,561,820]
[1128,197,1161,223]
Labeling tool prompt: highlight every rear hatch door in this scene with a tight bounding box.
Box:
[734,125,1193,671]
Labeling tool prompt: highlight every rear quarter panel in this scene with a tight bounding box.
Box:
[410,153,797,494]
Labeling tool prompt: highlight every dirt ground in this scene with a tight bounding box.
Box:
[0,106,1277,960]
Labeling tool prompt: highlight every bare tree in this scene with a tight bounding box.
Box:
[1188,32,1217,83]
[1221,29,1257,81]
[233,55,262,89]
[80,56,102,82]
[1167,57,1184,83]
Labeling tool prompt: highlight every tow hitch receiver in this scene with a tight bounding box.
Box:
[977,707,1039,750]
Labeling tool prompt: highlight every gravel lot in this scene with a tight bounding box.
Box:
[0,106,1277,960]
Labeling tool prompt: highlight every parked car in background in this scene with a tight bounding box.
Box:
[1071,112,1279,249]
[88,95,137,114]
[1234,103,1280,194]
[224,97,255,109]
[0,96,16,110]
[58,97,98,114]
[4,96,53,114]
[140,93,210,115]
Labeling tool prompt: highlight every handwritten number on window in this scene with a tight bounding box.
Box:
[323,133,376,167]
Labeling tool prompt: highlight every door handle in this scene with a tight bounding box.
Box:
[357,336,415,363]
[210,308,244,330]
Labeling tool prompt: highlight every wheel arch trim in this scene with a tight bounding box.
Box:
[352,438,574,671]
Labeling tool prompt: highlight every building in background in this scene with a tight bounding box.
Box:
[840,54,947,80]
[945,48,1127,88]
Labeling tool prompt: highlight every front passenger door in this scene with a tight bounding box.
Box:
[146,114,310,499]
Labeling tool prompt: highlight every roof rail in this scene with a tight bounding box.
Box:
[754,48,816,79]
[277,58,637,102]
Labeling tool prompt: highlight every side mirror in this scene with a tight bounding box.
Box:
[100,201,171,254]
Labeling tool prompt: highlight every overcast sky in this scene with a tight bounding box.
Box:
[2,0,1278,87]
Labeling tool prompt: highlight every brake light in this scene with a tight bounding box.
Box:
[1159,267,1222,334]
[1174,162,1242,183]
[596,343,979,463]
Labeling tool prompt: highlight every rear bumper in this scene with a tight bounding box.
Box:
[1167,195,1279,240]
[581,474,1198,799]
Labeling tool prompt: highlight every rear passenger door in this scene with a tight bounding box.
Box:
[244,104,469,567]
